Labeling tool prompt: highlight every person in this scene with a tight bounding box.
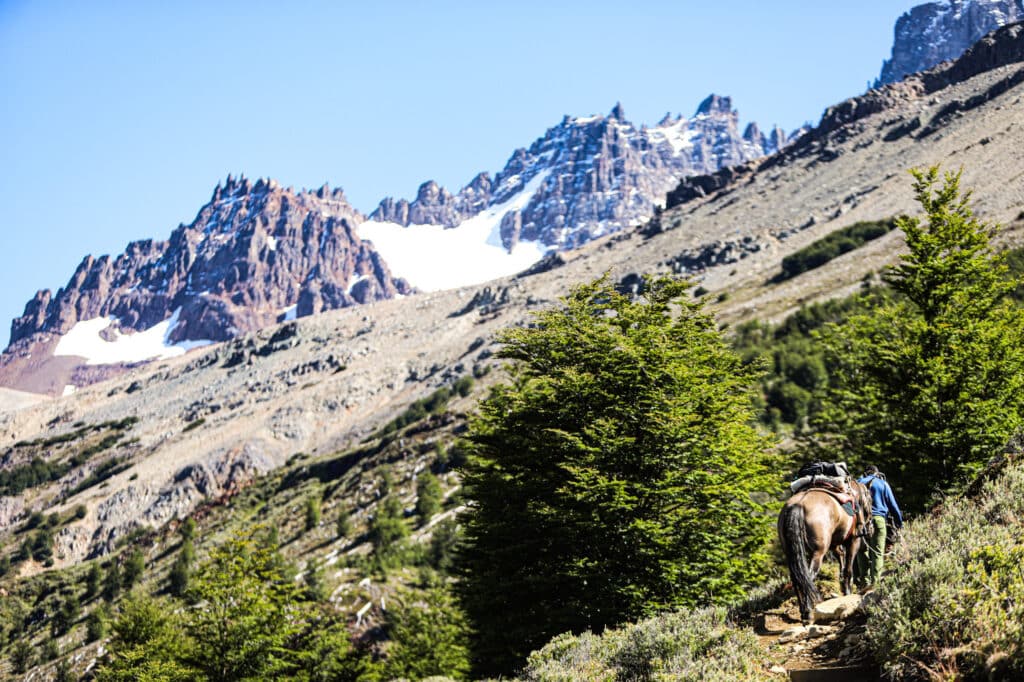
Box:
[855,465,903,587]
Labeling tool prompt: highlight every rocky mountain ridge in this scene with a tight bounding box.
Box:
[3,94,789,394]
[368,96,789,251]
[2,177,412,393]
[878,0,1023,84]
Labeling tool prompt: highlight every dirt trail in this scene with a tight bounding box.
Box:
[740,572,881,681]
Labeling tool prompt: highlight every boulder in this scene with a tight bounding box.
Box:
[813,594,863,623]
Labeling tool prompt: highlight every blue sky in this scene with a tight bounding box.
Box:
[0,0,920,347]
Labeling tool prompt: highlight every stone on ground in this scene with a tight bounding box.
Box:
[813,594,863,623]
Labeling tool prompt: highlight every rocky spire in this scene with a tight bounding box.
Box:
[878,0,1024,85]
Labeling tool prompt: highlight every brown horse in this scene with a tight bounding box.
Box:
[777,479,873,622]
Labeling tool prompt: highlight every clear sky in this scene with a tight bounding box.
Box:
[0,0,921,347]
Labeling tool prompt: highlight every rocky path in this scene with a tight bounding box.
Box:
[749,588,881,681]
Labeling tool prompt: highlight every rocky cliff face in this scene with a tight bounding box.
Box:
[878,0,1023,84]
[368,97,789,251]
[9,176,412,348]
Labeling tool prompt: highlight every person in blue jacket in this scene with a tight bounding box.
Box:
[855,465,903,587]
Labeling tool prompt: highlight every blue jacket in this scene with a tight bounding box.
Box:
[859,475,903,527]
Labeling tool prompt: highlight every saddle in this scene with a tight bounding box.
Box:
[813,486,857,518]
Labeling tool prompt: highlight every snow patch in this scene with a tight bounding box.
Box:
[62,385,76,397]
[357,171,552,292]
[347,274,370,294]
[652,120,699,155]
[266,235,278,251]
[54,309,214,366]
[281,305,297,321]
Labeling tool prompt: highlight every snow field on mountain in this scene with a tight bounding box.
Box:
[357,171,552,291]
[54,308,213,366]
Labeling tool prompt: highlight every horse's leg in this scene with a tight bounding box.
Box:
[841,537,860,595]
[835,546,848,595]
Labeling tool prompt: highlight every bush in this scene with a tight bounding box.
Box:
[863,460,1024,680]
[776,218,896,282]
[336,509,352,539]
[521,606,771,682]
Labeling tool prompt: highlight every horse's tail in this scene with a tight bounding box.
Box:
[779,503,819,620]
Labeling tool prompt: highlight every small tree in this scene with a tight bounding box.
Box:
[85,562,103,599]
[304,495,321,532]
[415,473,443,522]
[10,639,34,674]
[814,168,1024,510]
[336,508,352,539]
[457,275,775,675]
[429,517,461,574]
[179,517,196,542]
[123,549,145,589]
[370,496,409,558]
[51,594,82,636]
[95,593,193,682]
[168,541,193,598]
[87,605,109,642]
[302,558,329,602]
[103,561,122,601]
[382,588,471,681]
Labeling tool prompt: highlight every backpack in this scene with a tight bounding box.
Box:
[796,461,850,480]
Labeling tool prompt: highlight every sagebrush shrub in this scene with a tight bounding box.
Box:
[864,463,1024,680]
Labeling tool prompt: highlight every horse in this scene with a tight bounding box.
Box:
[777,479,873,623]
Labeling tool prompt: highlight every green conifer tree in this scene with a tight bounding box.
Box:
[10,640,35,674]
[457,275,775,675]
[415,472,443,523]
[814,168,1024,510]
[168,539,193,598]
[85,562,103,599]
[184,528,307,680]
[103,561,122,602]
[370,496,409,559]
[304,494,321,532]
[123,549,145,590]
[382,587,471,681]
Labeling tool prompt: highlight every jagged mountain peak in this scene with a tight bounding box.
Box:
[695,93,734,117]
[878,0,1023,84]
[4,176,412,393]
[364,95,786,267]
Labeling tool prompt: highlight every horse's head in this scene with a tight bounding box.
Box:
[851,479,874,537]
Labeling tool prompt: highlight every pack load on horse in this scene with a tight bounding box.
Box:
[778,461,873,623]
